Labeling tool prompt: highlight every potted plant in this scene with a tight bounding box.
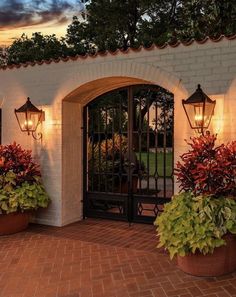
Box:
[155,133,236,276]
[0,143,50,235]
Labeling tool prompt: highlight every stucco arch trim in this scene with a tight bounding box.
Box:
[62,61,187,105]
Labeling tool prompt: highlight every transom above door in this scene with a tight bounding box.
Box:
[83,84,174,223]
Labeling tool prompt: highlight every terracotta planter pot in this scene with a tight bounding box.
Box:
[0,212,30,236]
[177,234,236,277]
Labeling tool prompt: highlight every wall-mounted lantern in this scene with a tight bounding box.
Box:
[182,84,216,134]
[15,97,44,140]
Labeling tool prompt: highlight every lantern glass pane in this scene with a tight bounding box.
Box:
[26,112,41,132]
[203,101,215,128]
[16,111,41,132]
[194,104,204,128]
[15,112,27,132]
[184,102,204,129]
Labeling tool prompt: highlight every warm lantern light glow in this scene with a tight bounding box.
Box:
[194,114,203,126]
[182,85,216,134]
[211,95,225,135]
[23,120,33,130]
[15,97,44,140]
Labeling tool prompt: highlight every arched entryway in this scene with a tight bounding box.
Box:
[83,84,174,223]
[61,70,187,226]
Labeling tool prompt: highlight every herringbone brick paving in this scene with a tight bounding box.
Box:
[0,218,236,297]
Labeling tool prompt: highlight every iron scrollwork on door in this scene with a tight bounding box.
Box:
[83,85,174,223]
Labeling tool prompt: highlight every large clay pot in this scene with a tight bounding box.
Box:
[177,234,236,277]
[0,212,30,235]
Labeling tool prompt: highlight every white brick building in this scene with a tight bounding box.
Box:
[0,35,236,226]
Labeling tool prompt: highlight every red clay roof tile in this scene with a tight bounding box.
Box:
[0,34,235,71]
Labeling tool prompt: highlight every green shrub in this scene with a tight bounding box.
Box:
[155,192,236,259]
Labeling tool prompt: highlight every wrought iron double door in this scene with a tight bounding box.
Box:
[83,85,174,223]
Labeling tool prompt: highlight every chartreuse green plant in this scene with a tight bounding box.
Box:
[155,192,236,259]
[0,171,50,214]
[0,143,50,214]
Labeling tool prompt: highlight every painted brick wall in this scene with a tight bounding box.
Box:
[0,37,235,226]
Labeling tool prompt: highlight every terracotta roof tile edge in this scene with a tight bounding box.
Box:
[1,34,235,71]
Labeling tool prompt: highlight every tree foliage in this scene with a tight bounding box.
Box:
[5,33,70,65]
[66,0,236,53]
[2,0,236,65]
[0,47,7,67]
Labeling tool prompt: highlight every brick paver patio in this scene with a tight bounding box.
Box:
[0,218,236,297]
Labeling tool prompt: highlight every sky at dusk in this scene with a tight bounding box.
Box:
[0,0,86,46]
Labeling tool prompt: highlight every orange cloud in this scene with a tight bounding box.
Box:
[0,0,85,46]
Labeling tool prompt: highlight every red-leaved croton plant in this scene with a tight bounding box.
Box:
[176,133,236,197]
[0,142,40,186]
